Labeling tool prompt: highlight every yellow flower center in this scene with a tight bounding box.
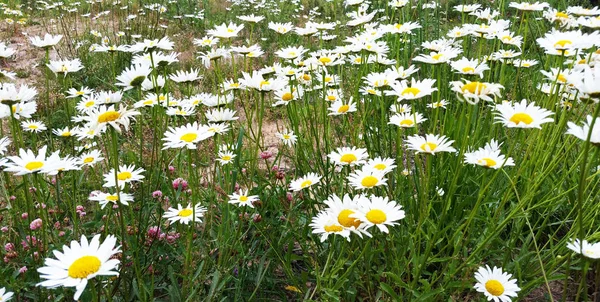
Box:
[98,111,120,123]
[485,280,505,296]
[25,161,44,171]
[239,196,248,202]
[28,124,38,129]
[61,131,71,137]
[420,142,438,152]
[337,209,361,228]
[83,157,94,163]
[461,82,487,94]
[340,153,357,164]
[510,112,533,125]
[327,95,337,101]
[557,74,567,83]
[221,155,232,161]
[394,23,403,30]
[106,195,119,201]
[432,53,443,61]
[68,255,102,279]
[302,74,311,81]
[361,176,379,188]
[282,92,293,101]
[502,35,512,41]
[180,133,198,143]
[556,12,569,18]
[319,57,332,64]
[117,171,132,181]
[462,67,475,73]
[365,209,387,224]
[337,104,350,113]
[259,80,270,88]
[554,40,572,49]
[283,134,291,140]
[324,224,343,232]
[178,208,193,217]
[402,87,421,96]
[300,180,312,188]
[374,163,386,170]
[400,119,414,127]
[478,157,497,167]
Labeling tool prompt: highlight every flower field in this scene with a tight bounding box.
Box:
[0,0,600,300]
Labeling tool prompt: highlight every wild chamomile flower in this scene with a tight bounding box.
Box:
[566,115,600,144]
[90,191,134,209]
[388,112,427,128]
[348,167,388,190]
[450,80,504,104]
[103,164,145,189]
[164,203,206,225]
[276,130,298,146]
[310,211,353,242]
[228,189,259,208]
[351,195,405,233]
[37,234,121,301]
[464,139,515,169]
[328,98,357,115]
[162,122,214,150]
[327,146,369,166]
[289,173,321,191]
[386,78,437,100]
[406,134,457,155]
[217,151,236,165]
[567,239,600,259]
[474,265,521,302]
[494,99,554,129]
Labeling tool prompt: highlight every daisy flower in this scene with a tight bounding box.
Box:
[450,80,504,104]
[328,99,357,115]
[310,210,352,242]
[567,239,600,259]
[37,234,121,301]
[405,134,456,155]
[385,78,437,100]
[451,58,489,78]
[207,22,244,39]
[3,145,52,175]
[162,122,214,150]
[321,194,370,235]
[228,189,259,208]
[0,287,13,301]
[89,192,134,209]
[163,203,206,225]
[464,139,515,169]
[205,108,238,123]
[566,115,600,144]
[0,137,10,155]
[364,157,396,174]
[289,173,321,191]
[79,149,104,166]
[29,33,63,48]
[46,59,84,77]
[84,105,140,134]
[103,164,145,189]
[275,46,308,60]
[494,99,554,129]
[474,265,521,302]
[115,64,152,90]
[348,167,388,190]
[413,47,462,64]
[351,195,405,233]
[327,146,368,167]
[388,112,427,128]
[21,120,47,132]
[276,130,298,146]
[428,100,448,109]
[52,127,73,137]
[509,1,549,11]
[217,151,236,165]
